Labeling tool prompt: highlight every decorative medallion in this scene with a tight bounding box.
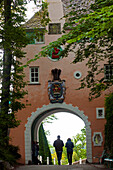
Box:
[48,68,66,103]
[74,71,82,79]
[93,132,103,146]
[48,47,63,61]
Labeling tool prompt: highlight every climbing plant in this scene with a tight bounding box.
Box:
[105,93,113,156]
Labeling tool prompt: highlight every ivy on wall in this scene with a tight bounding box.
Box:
[105,93,113,156]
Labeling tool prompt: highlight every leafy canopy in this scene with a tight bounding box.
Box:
[0,0,49,165]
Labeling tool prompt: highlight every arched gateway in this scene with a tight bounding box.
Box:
[9,0,106,165]
[25,103,92,164]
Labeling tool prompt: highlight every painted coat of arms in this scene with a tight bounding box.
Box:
[48,68,66,103]
[48,47,63,61]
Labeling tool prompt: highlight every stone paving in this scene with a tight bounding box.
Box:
[15,164,110,170]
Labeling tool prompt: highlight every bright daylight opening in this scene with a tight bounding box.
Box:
[37,112,86,165]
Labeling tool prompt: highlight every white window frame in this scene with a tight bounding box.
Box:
[96,108,105,119]
[29,67,39,84]
[35,32,45,44]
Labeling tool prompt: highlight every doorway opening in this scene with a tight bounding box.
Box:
[42,112,86,165]
[25,103,92,164]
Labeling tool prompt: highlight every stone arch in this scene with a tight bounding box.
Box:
[25,102,92,164]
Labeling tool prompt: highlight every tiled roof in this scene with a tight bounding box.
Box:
[23,0,94,29]
[23,11,44,29]
[61,0,94,15]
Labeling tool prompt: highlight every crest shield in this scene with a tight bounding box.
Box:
[48,68,66,103]
[48,81,66,103]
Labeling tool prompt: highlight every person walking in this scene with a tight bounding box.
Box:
[53,135,64,165]
[32,141,41,165]
[65,138,74,165]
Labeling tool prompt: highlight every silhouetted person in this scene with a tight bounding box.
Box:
[35,142,41,165]
[65,138,74,165]
[53,135,64,165]
[32,141,41,165]
[32,141,36,164]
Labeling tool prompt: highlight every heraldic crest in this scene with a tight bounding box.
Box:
[48,68,66,103]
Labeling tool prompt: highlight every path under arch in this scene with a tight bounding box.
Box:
[25,103,92,164]
[16,164,108,170]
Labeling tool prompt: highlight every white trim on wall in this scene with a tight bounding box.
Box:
[25,102,92,164]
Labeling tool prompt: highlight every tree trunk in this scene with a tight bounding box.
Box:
[1,0,12,138]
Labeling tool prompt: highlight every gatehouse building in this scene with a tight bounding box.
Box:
[9,0,107,164]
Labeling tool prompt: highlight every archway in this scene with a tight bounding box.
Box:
[43,112,85,145]
[25,103,92,164]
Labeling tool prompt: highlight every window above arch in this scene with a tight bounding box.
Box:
[48,23,61,34]
[29,67,39,84]
[96,108,105,119]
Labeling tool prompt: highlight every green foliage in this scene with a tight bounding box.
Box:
[39,123,53,165]
[64,0,113,100]
[63,0,113,100]
[72,127,86,160]
[62,147,68,165]
[43,114,58,124]
[42,114,58,136]
[105,93,113,156]
[0,0,49,165]
[0,0,29,164]
[72,151,79,162]
[0,144,21,165]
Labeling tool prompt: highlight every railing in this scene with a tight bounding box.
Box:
[37,156,86,165]
[104,158,113,168]
[72,158,86,165]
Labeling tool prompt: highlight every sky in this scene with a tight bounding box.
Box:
[43,112,85,145]
[25,2,85,145]
[25,1,39,20]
